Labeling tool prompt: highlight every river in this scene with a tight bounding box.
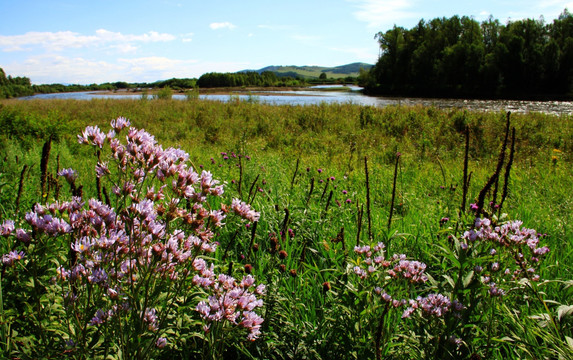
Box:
[18,85,573,115]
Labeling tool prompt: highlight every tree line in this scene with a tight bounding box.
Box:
[364,10,573,98]
[196,71,306,88]
[0,69,202,99]
[0,67,358,99]
[0,68,34,99]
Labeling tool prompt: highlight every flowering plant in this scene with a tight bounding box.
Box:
[1,118,264,359]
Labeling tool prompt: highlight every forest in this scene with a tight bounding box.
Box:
[365,10,573,99]
[196,71,306,88]
[0,68,34,99]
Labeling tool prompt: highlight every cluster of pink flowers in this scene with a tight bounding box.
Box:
[462,218,548,255]
[193,258,266,340]
[0,118,265,348]
[461,217,550,292]
[402,294,464,319]
[354,242,462,325]
[353,243,428,284]
[231,198,260,223]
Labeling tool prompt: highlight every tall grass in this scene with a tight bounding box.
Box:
[0,98,572,359]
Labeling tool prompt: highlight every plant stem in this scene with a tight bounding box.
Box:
[388,153,400,230]
[364,157,372,240]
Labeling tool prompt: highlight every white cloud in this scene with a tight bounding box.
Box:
[94,29,176,43]
[4,53,251,84]
[347,0,420,28]
[5,54,124,84]
[0,29,176,52]
[118,56,198,71]
[209,22,237,30]
[181,32,194,42]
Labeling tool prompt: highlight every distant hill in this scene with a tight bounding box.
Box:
[239,62,372,79]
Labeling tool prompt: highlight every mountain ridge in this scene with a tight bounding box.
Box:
[239,62,372,79]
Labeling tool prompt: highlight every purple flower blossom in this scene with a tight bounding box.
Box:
[155,337,167,349]
[0,220,15,236]
[143,308,159,331]
[78,126,106,148]
[95,162,110,178]
[231,199,260,222]
[15,228,31,244]
[110,116,131,132]
[418,293,453,317]
[488,283,506,297]
[57,168,78,183]
[2,250,25,266]
[89,309,109,326]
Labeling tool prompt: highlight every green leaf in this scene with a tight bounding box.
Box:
[442,274,455,289]
[462,270,475,288]
[566,336,573,349]
[557,305,573,322]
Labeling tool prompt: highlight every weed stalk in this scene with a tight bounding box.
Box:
[364,157,372,240]
[356,203,364,247]
[476,112,510,217]
[388,152,401,230]
[460,125,470,216]
[290,158,299,190]
[305,177,315,207]
[499,127,516,215]
[15,165,28,215]
[40,137,52,202]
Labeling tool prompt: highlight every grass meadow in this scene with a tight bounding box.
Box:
[0,97,572,359]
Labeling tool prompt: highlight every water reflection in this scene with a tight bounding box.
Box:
[18,86,573,115]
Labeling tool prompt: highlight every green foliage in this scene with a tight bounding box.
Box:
[0,68,34,99]
[368,11,573,98]
[0,100,571,359]
[197,71,306,88]
[155,86,173,100]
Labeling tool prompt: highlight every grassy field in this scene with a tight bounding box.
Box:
[0,98,572,359]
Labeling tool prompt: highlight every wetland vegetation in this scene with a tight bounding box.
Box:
[0,98,571,359]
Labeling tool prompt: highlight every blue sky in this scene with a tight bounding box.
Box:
[1,0,572,84]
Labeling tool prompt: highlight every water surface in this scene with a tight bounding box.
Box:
[18,86,573,115]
